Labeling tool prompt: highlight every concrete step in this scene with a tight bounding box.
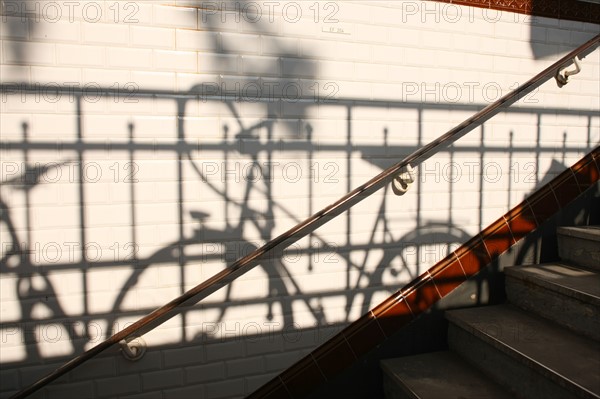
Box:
[381,351,513,399]
[558,226,600,270]
[447,304,600,399]
[505,263,600,341]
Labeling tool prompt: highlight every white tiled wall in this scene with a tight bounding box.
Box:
[1,1,599,398]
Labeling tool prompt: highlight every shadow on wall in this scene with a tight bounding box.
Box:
[1,89,596,397]
[0,1,599,397]
[1,0,33,66]
[530,0,600,59]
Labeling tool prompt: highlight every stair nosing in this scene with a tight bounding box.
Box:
[473,330,598,398]
[557,226,600,242]
[381,360,420,399]
[447,304,600,398]
[381,351,514,399]
[504,263,600,305]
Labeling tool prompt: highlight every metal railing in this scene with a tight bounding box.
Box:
[10,34,600,399]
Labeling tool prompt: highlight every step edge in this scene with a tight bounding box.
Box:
[448,322,600,399]
[504,265,600,305]
[446,306,600,398]
[380,352,514,399]
[381,359,420,399]
[557,226,600,242]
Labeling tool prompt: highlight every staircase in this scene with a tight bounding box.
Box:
[381,226,600,399]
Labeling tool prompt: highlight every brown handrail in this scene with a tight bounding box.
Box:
[11,34,600,398]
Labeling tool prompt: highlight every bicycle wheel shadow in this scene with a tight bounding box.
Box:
[91,0,327,343]
[1,186,90,364]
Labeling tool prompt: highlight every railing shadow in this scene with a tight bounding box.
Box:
[1,1,599,397]
[1,84,597,391]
